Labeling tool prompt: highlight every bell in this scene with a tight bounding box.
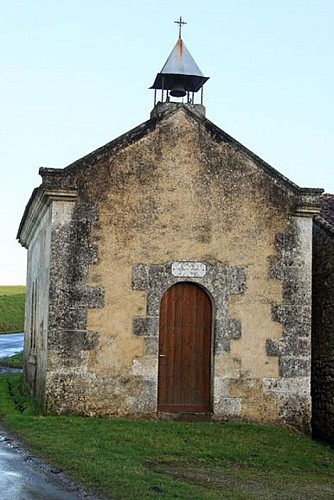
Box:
[169,84,186,98]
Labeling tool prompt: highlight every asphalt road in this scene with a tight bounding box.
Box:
[0,332,24,359]
[0,429,99,499]
[0,334,102,499]
[0,332,24,374]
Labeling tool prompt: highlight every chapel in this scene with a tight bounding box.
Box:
[17,19,334,439]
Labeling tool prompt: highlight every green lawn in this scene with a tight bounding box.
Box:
[0,351,23,368]
[0,286,25,333]
[0,373,334,499]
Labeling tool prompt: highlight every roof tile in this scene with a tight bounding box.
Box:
[314,193,334,237]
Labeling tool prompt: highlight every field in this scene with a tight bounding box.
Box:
[0,373,334,499]
[0,286,25,334]
[0,286,26,295]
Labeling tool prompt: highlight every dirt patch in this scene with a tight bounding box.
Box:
[145,459,334,499]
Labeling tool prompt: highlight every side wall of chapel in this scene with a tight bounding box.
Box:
[312,224,334,443]
[24,205,51,402]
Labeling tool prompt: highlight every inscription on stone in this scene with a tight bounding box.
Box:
[171,262,206,278]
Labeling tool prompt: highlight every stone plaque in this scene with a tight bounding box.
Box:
[171,262,206,278]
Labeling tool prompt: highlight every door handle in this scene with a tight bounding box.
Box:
[159,354,166,358]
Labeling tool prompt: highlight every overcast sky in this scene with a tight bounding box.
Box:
[1,0,333,285]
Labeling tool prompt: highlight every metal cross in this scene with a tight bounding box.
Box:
[174,16,187,38]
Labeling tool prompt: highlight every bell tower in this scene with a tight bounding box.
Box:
[150,17,209,107]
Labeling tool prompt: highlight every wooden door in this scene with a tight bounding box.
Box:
[158,282,212,412]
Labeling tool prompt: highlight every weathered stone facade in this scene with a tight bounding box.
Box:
[18,103,322,432]
[312,195,334,443]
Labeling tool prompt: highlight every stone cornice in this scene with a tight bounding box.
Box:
[294,188,324,217]
[17,188,78,248]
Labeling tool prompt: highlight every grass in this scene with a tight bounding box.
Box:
[0,373,334,499]
[0,286,25,333]
[0,351,23,368]
[0,286,26,295]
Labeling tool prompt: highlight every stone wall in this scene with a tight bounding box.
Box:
[23,199,51,401]
[312,224,334,442]
[19,105,320,431]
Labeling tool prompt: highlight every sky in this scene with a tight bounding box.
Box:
[1,0,333,285]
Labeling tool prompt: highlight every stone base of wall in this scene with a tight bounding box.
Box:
[44,369,310,433]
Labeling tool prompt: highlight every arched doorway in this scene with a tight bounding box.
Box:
[158,282,212,413]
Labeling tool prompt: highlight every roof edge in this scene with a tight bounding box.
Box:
[179,105,324,197]
[313,193,334,237]
[18,104,326,239]
[63,115,158,173]
[314,217,334,237]
[39,103,323,198]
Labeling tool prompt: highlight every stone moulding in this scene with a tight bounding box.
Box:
[294,188,324,217]
[132,261,246,355]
